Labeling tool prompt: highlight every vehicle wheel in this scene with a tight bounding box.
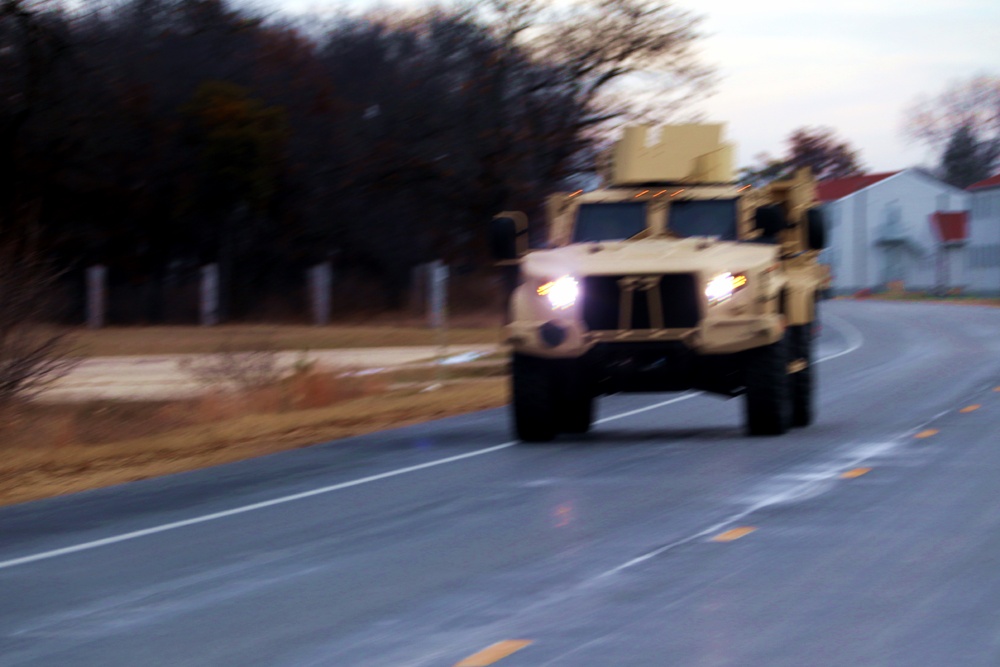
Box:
[559,392,594,434]
[557,362,594,435]
[512,354,558,442]
[788,324,814,427]
[743,337,790,436]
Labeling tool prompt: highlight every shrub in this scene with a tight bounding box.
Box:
[0,247,78,409]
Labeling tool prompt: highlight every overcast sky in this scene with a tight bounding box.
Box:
[275,0,1000,173]
[690,0,1000,172]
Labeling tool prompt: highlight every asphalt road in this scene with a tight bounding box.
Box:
[3,300,1000,667]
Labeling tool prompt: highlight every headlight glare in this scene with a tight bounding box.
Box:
[706,272,747,305]
[537,275,579,310]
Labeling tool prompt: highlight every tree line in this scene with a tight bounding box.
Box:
[904,75,1000,189]
[1,0,711,322]
[739,74,1000,190]
[738,126,866,186]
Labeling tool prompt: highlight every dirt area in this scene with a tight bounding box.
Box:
[2,375,508,507]
[45,345,498,402]
[69,322,503,357]
[2,321,512,507]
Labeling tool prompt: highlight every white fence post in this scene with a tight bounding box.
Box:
[428,260,448,329]
[428,260,449,386]
[200,263,219,326]
[309,262,333,325]
[86,265,107,329]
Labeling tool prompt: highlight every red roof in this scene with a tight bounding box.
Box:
[816,172,899,202]
[968,174,1000,191]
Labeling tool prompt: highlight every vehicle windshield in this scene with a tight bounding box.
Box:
[668,199,738,240]
[572,202,647,243]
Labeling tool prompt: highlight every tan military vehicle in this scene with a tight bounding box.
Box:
[490,124,828,441]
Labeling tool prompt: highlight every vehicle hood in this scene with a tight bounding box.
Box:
[521,238,778,278]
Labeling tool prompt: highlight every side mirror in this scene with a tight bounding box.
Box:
[754,205,788,242]
[807,208,827,250]
[489,211,528,260]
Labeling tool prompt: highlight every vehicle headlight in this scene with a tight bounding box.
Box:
[537,275,579,310]
[705,272,747,305]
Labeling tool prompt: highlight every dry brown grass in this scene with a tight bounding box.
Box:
[1,373,508,507]
[847,292,1000,306]
[70,322,503,357]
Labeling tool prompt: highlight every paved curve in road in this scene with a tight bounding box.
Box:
[3,301,1000,667]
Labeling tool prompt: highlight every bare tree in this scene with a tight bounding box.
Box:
[0,245,78,407]
[785,127,864,179]
[903,74,1000,174]
[739,126,864,185]
[538,0,713,125]
[477,0,714,128]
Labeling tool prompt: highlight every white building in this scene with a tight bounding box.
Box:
[966,174,1000,295]
[817,170,970,294]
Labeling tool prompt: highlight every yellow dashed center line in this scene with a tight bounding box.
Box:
[456,400,988,667]
[712,527,756,542]
[455,640,533,666]
[994,386,1000,392]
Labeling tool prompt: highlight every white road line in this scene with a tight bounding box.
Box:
[0,442,507,570]
[0,397,697,570]
[597,439,884,579]
[595,393,702,424]
[599,437,893,578]
[1,313,865,571]
[819,313,865,362]
[600,314,867,576]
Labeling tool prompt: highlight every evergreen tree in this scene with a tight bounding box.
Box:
[940,124,996,188]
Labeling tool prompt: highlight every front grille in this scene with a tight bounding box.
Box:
[582,274,700,330]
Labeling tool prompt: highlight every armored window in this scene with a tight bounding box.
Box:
[668,199,738,240]
[573,202,647,242]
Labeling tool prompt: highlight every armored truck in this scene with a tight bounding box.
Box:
[490,124,828,441]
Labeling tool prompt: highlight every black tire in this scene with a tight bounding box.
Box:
[788,324,814,427]
[512,354,558,442]
[744,337,791,436]
[557,363,594,435]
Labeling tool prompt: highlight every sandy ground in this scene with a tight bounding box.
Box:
[42,345,497,401]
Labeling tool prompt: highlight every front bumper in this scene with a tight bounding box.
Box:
[505,313,784,358]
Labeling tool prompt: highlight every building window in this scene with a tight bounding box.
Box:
[970,245,1000,268]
